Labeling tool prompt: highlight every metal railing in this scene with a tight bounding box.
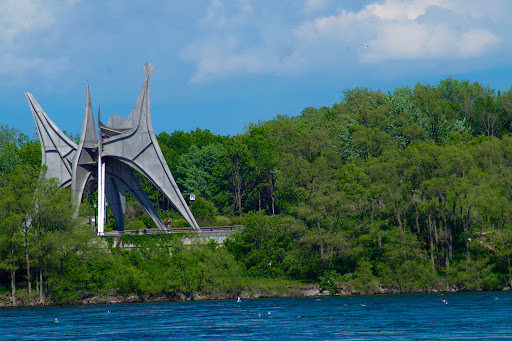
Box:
[102,226,242,236]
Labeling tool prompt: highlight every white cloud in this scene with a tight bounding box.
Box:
[0,0,55,43]
[303,0,327,13]
[0,54,70,79]
[457,30,502,58]
[181,34,300,83]
[200,0,253,30]
[0,0,77,81]
[362,23,502,62]
[362,0,449,21]
[182,0,507,82]
[300,0,502,62]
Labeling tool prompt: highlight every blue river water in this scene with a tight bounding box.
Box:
[1,291,512,340]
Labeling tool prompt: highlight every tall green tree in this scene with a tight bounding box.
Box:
[31,172,77,304]
[176,143,223,200]
[0,165,39,305]
[213,136,254,216]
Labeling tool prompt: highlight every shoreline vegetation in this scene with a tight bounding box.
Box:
[1,279,510,308]
[3,78,512,308]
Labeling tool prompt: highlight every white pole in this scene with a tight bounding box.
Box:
[97,107,105,235]
[98,162,105,235]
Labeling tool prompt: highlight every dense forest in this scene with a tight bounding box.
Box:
[2,78,512,306]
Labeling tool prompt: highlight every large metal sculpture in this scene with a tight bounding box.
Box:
[25,63,200,234]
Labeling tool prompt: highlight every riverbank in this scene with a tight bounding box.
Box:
[1,280,509,308]
[0,283,327,308]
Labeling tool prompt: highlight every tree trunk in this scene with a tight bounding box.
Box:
[427,215,435,274]
[234,170,243,217]
[39,269,44,304]
[415,208,420,234]
[395,203,403,231]
[434,218,439,247]
[24,229,32,302]
[258,188,262,212]
[463,220,470,263]
[38,229,44,304]
[370,200,374,227]
[445,246,450,291]
[316,219,324,262]
[10,268,15,307]
[507,253,512,289]
[10,243,16,307]
[268,173,275,215]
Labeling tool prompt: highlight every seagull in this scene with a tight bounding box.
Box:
[237,296,241,303]
[53,318,59,324]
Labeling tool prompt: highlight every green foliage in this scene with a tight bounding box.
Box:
[157,128,226,175]
[190,197,218,226]
[225,211,305,277]
[0,143,23,176]
[5,75,512,303]
[125,220,146,230]
[214,215,232,226]
[176,143,223,200]
[213,135,255,216]
[319,270,339,294]
[353,258,379,294]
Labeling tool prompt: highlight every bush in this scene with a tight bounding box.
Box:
[125,220,146,230]
[191,198,218,223]
[139,214,157,229]
[230,216,245,226]
[215,215,231,226]
[319,270,339,295]
[353,258,379,294]
[171,218,190,228]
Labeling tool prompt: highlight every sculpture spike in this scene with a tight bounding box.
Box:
[72,82,98,204]
[25,92,77,188]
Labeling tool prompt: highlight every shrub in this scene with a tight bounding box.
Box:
[215,215,231,226]
[125,220,146,230]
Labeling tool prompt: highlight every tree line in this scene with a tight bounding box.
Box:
[2,77,512,305]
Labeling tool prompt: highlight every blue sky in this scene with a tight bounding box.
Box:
[3,0,512,138]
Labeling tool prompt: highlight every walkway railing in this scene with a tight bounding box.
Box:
[102,226,241,236]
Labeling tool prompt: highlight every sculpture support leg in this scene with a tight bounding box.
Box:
[105,175,126,232]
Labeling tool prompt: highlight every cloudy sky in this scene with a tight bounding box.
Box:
[2,0,512,137]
